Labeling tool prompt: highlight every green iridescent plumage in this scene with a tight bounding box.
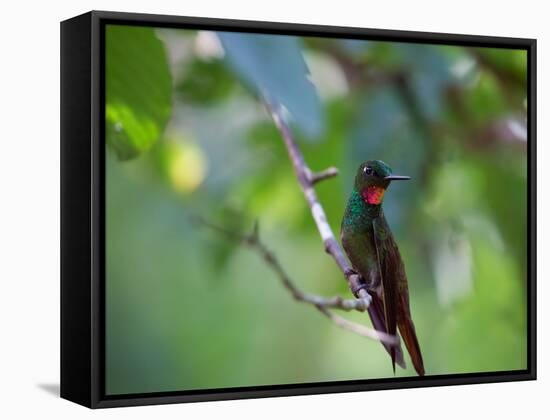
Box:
[341,160,425,376]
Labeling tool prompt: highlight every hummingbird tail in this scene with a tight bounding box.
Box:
[398,303,425,376]
[368,293,406,370]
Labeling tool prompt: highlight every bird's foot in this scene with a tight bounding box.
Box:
[356,292,372,310]
[350,282,369,296]
[346,268,371,300]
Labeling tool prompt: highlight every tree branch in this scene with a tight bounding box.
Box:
[194,216,398,345]
[264,101,401,348]
[266,103,366,298]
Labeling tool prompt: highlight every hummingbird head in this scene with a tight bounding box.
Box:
[355,160,410,205]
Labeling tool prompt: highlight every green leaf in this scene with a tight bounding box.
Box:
[176,58,237,104]
[216,31,324,139]
[106,25,173,160]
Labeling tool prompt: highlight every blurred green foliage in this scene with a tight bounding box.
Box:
[105,25,528,395]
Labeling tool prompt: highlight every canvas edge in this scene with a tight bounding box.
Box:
[60,11,94,408]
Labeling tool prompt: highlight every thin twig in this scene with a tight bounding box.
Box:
[194,215,398,345]
[305,167,339,185]
[316,306,395,343]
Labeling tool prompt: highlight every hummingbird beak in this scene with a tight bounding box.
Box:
[384,175,411,181]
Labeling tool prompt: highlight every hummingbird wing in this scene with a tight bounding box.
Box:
[371,217,399,371]
[368,292,406,370]
[372,216,425,376]
[341,231,406,370]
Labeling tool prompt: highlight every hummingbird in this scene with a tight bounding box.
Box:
[341,160,425,376]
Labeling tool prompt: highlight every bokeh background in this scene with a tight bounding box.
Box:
[105,24,528,395]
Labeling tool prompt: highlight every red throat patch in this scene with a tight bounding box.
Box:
[362,186,386,205]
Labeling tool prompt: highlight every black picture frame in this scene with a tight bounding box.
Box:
[60,10,537,409]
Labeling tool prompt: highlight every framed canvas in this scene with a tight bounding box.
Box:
[60,10,536,408]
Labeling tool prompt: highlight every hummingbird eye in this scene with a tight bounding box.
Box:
[364,166,373,176]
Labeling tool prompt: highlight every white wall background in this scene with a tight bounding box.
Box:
[0,0,547,418]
